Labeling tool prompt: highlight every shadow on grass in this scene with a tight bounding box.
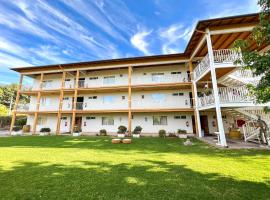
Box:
[0,136,269,159]
[0,160,269,200]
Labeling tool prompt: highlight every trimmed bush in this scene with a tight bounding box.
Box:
[133,126,142,134]
[40,128,51,133]
[168,133,177,137]
[159,129,166,138]
[12,126,21,132]
[0,115,27,128]
[177,129,187,134]
[117,125,127,133]
[99,129,107,136]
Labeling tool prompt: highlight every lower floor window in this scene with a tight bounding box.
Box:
[153,116,167,125]
[102,117,114,125]
[38,117,47,125]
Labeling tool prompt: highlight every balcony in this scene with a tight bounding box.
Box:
[75,102,128,111]
[21,85,34,91]
[132,73,190,86]
[78,78,128,89]
[16,103,30,111]
[197,86,255,109]
[193,49,242,81]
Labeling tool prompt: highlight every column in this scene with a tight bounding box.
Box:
[56,71,66,135]
[33,73,44,134]
[205,28,227,147]
[71,70,79,133]
[128,66,132,135]
[9,74,24,133]
[189,61,202,137]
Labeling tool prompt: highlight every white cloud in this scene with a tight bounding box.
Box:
[159,24,193,54]
[130,30,152,55]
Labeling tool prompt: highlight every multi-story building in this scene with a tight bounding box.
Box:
[10,13,270,146]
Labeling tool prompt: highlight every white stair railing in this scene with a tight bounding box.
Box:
[193,54,210,80]
[242,121,261,143]
[218,87,254,103]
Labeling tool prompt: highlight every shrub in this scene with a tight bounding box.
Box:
[73,126,81,133]
[168,133,177,137]
[12,126,21,132]
[177,129,187,134]
[117,125,127,133]
[133,126,142,134]
[159,129,166,138]
[40,127,51,132]
[15,116,27,128]
[99,129,107,136]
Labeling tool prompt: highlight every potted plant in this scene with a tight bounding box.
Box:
[117,125,127,138]
[132,126,142,138]
[99,129,107,136]
[40,127,51,136]
[177,129,187,138]
[11,126,22,136]
[159,129,166,138]
[72,126,81,136]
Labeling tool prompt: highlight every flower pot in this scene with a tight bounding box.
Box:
[72,132,81,137]
[122,139,132,144]
[178,134,187,139]
[112,139,121,144]
[11,131,22,136]
[132,134,140,138]
[39,132,49,136]
[117,133,125,138]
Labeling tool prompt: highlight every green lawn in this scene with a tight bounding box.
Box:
[0,136,269,200]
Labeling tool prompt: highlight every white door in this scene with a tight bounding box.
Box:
[60,117,70,133]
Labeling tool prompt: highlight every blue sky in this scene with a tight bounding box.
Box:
[0,0,260,84]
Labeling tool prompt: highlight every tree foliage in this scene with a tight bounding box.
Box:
[234,0,270,106]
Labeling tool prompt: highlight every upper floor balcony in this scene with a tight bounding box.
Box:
[196,86,255,110]
[193,49,242,82]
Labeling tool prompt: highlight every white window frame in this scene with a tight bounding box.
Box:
[102,117,114,125]
[153,116,167,125]
[103,76,115,85]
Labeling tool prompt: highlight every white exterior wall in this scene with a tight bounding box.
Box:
[27,114,58,132]
[132,65,189,85]
[132,90,191,109]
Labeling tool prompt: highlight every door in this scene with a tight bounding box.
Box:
[76,97,84,110]
[60,116,70,133]
[200,115,209,135]
[75,117,82,131]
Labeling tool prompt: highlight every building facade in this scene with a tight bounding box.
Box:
[10,13,270,146]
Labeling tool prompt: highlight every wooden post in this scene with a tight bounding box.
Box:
[128,66,132,135]
[71,70,79,133]
[189,61,200,135]
[33,73,44,134]
[9,74,24,133]
[56,71,66,135]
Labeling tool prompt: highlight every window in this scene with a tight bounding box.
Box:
[102,117,114,125]
[145,117,148,122]
[89,77,98,80]
[37,117,47,125]
[143,73,147,75]
[174,116,181,119]
[61,117,67,120]
[151,93,166,103]
[181,116,186,119]
[63,97,69,100]
[151,73,164,82]
[103,76,115,85]
[120,74,123,77]
[122,96,125,100]
[41,97,50,106]
[89,96,97,99]
[103,96,115,103]
[141,95,145,99]
[86,116,95,120]
[153,116,167,125]
[171,72,181,74]
[172,93,184,96]
[65,79,71,81]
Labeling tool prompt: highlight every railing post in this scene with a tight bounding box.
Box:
[56,71,66,135]
[206,28,227,147]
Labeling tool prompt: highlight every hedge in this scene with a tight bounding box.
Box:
[0,115,27,128]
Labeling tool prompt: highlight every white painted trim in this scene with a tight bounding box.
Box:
[192,80,202,137]
[21,59,190,75]
[209,26,254,35]
[190,35,206,59]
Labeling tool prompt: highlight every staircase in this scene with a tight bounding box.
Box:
[219,69,261,87]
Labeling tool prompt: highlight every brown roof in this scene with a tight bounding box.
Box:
[11,13,259,73]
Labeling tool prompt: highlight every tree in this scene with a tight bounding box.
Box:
[234,0,270,108]
[0,104,8,116]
